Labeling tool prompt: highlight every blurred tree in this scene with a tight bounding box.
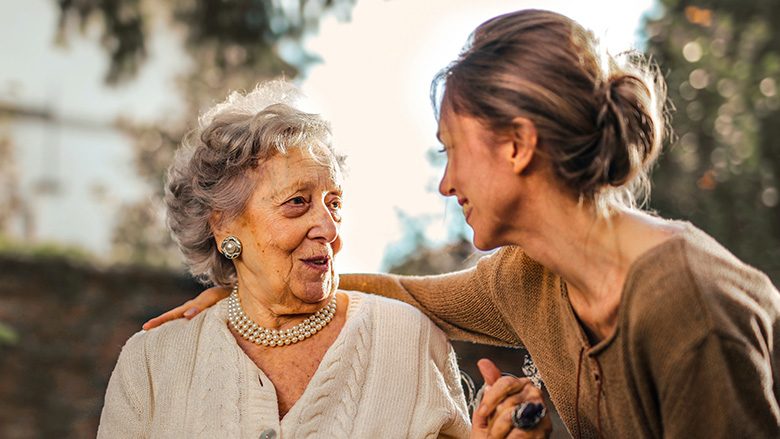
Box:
[645,0,780,283]
[55,0,355,269]
[0,131,22,236]
[56,0,354,84]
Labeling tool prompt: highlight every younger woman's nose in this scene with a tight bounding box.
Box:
[439,167,455,197]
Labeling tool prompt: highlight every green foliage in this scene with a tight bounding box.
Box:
[0,320,18,347]
[0,234,95,263]
[645,0,780,282]
[55,0,356,268]
[0,126,23,236]
[56,0,146,84]
[56,0,355,84]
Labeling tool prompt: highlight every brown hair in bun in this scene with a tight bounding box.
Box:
[433,9,668,216]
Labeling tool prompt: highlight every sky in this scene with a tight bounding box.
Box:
[300,0,657,272]
[0,0,656,273]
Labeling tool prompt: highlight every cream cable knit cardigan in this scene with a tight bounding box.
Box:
[98,291,471,438]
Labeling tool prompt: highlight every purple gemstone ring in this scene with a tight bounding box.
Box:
[511,401,547,430]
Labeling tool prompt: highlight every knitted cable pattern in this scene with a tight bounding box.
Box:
[193,301,244,438]
[293,293,373,438]
[100,291,471,438]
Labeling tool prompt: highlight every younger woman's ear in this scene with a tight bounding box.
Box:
[510,117,538,174]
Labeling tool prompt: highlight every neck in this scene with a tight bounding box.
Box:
[503,191,677,342]
[233,273,333,331]
[228,285,338,347]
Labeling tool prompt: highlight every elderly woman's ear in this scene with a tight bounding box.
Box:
[209,212,228,244]
[509,117,537,175]
[209,212,241,259]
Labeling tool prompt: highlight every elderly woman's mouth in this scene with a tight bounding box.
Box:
[301,256,331,270]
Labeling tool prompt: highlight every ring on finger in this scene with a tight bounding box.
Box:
[511,402,547,430]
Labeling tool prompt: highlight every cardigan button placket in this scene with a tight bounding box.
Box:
[259,428,277,439]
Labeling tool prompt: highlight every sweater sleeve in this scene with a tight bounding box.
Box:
[437,344,473,439]
[659,331,780,439]
[339,247,525,346]
[405,306,472,439]
[97,332,151,439]
[627,234,780,439]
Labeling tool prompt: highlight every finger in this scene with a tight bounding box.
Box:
[470,380,493,435]
[195,286,232,308]
[477,375,532,419]
[478,358,503,386]
[490,397,552,439]
[142,286,231,330]
[142,301,194,330]
[494,384,544,416]
[488,395,534,439]
[470,403,491,439]
[469,411,490,439]
[490,403,552,439]
[505,429,529,439]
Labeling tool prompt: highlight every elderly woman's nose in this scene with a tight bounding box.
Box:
[307,202,339,242]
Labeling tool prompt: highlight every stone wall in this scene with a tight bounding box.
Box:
[0,253,200,439]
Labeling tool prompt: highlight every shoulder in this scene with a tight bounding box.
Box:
[479,245,549,279]
[117,301,224,369]
[467,246,558,300]
[623,222,780,349]
[348,290,437,326]
[628,222,778,311]
[346,290,449,344]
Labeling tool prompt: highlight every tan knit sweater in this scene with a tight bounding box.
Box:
[98,291,470,438]
[342,222,780,438]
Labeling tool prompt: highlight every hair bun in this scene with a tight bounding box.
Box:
[591,73,658,188]
[432,9,667,215]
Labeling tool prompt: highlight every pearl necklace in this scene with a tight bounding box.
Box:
[227,285,337,347]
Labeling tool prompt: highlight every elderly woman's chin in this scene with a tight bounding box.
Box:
[289,262,340,304]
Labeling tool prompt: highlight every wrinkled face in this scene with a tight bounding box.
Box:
[219,146,343,309]
[437,104,520,251]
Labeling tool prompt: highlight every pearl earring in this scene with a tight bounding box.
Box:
[221,236,242,259]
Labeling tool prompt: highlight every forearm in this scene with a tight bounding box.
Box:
[340,253,522,346]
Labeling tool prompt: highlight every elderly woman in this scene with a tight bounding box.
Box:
[148,9,780,439]
[97,80,471,438]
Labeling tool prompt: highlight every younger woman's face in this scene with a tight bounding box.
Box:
[437,104,524,250]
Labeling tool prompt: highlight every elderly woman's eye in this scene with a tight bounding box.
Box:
[287,196,308,205]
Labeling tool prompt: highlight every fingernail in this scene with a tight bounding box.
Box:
[184,308,198,318]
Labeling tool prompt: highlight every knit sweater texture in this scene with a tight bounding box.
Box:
[342,222,780,439]
[98,291,470,438]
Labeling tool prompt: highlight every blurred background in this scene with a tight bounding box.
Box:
[0,0,777,437]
